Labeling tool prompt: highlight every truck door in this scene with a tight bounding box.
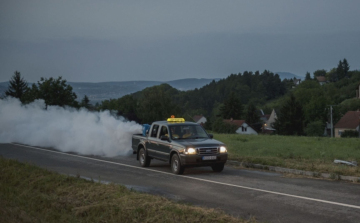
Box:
[146,124,159,157]
[157,125,172,160]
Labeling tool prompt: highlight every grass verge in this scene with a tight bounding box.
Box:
[0,157,254,223]
[214,134,360,177]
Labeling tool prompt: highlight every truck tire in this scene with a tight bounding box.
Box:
[211,163,224,172]
[139,148,151,167]
[171,154,184,175]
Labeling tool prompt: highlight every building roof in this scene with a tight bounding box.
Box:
[192,115,204,123]
[316,76,327,82]
[224,119,245,128]
[334,111,360,129]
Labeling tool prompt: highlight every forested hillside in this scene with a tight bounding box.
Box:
[99,70,291,124]
[99,59,360,136]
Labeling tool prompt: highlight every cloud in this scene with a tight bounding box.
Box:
[0,98,142,157]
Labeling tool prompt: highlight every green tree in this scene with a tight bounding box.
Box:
[212,117,237,133]
[313,69,327,78]
[80,95,91,109]
[273,94,305,135]
[116,95,139,122]
[24,76,77,107]
[244,102,260,125]
[137,84,180,123]
[327,68,338,82]
[336,60,345,80]
[5,71,29,102]
[342,58,350,78]
[305,72,311,80]
[219,92,243,119]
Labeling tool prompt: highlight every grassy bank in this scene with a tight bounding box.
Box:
[214,134,360,177]
[0,157,253,223]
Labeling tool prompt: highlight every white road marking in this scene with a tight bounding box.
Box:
[10,143,360,210]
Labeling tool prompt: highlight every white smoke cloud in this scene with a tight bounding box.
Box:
[0,98,142,157]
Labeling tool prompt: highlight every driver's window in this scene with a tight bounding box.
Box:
[159,126,169,138]
[151,125,159,138]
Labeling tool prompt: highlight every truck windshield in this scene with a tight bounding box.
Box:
[169,125,209,140]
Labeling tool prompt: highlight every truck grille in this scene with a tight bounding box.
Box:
[197,147,218,155]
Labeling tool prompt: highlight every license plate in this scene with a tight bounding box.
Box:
[202,156,217,160]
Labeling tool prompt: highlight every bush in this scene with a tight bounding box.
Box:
[305,120,325,137]
[212,118,237,133]
[341,130,359,138]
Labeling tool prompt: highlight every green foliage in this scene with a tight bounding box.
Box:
[244,102,260,125]
[137,84,180,123]
[23,76,78,107]
[339,98,360,115]
[304,120,325,137]
[313,69,327,78]
[219,92,243,119]
[5,71,29,102]
[80,95,91,109]
[99,95,139,121]
[341,130,359,138]
[212,117,237,133]
[305,72,311,80]
[273,94,305,135]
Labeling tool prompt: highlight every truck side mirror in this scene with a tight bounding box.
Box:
[208,134,213,139]
[160,135,169,141]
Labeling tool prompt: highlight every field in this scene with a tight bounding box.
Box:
[214,134,360,177]
[0,157,254,223]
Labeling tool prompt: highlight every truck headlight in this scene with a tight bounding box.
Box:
[186,148,197,155]
[220,146,227,153]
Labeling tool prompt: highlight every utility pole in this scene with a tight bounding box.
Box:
[328,105,336,138]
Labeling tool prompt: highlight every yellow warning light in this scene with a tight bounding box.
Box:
[167,116,185,122]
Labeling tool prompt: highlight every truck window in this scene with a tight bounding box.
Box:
[151,125,159,138]
[159,126,169,138]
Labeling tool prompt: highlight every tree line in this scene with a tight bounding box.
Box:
[3,71,91,109]
[3,58,360,137]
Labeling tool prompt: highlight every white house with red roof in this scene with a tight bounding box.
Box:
[334,111,360,138]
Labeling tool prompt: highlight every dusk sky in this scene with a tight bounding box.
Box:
[1,0,360,82]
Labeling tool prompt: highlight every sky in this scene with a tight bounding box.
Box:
[1,0,360,82]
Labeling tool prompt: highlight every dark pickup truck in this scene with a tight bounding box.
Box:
[132,118,228,174]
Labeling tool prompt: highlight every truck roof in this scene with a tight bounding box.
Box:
[152,121,199,126]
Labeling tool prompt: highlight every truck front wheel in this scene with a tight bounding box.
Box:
[171,154,184,175]
[139,148,151,167]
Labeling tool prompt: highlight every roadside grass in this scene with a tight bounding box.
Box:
[0,157,254,223]
[214,134,360,177]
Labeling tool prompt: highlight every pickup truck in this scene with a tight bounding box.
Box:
[132,118,228,174]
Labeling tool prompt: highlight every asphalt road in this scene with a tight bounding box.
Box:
[1,143,360,223]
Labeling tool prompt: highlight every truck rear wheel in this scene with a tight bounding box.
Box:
[171,154,184,175]
[139,148,151,167]
[211,163,224,172]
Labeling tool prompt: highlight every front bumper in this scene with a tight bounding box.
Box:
[179,153,228,167]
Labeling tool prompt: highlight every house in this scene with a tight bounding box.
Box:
[224,119,258,135]
[292,79,301,88]
[263,109,277,133]
[192,115,207,125]
[259,109,270,123]
[334,111,360,138]
[316,76,327,85]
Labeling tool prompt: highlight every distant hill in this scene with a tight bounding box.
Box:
[0,78,220,104]
[276,72,304,80]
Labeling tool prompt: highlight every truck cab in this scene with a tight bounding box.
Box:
[132,117,228,174]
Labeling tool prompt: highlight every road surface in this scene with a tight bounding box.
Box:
[1,143,360,223]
